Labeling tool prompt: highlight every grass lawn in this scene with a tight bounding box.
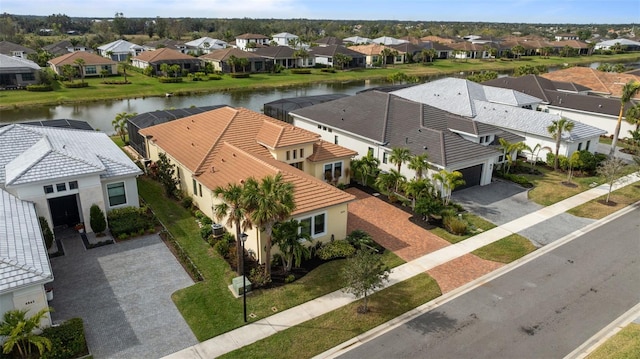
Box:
[138,176,405,341]
[429,213,496,244]
[522,166,602,206]
[587,323,640,359]
[567,182,640,219]
[472,234,537,263]
[219,273,441,359]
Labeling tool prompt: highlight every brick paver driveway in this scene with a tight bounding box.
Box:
[49,233,197,359]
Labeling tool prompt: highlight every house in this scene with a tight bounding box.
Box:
[392,78,606,160]
[184,37,228,54]
[594,39,640,51]
[138,107,356,264]
[48,51,118,78]
[272,32,299,47]
[0,124,142,233]
[253,46,299,69]
[314,37,343,47]
[235,33,270,51]
[372,36,408,46]
[388,42,430,63]
[342,36,372,45]
[97,39,144,61]
[0,188,54,327]
[263,94,350,123]
[290,90,510,189]
[0,54,40,88]
[348,44,405,67]
[200,48,269,73]
[42,40,90,56]
[131,48,202,74]
[142,38,190,54]
[309,45,365,69]
[484,74,635,138]
[540,67,640,100]
[555,33,580,41]
[0,40,36,59]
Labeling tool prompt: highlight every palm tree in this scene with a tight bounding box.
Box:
[432,170,465,205]
[380,47,394,67]
[625,103,640,131]
[407,153,429,179]
[213,183,252,274]
[272,219,312,273]
[227,55,239,73]
[243,173,296,278]
[1,307,52,359]
[611,80,640,156]
[511,45,525,60]
[293,49,310,68]
[112,111,137,143]
[389,147,411,173]
[351,154,380,186]
[375,169,406,194]
[74,58,86,84]
[547,117,575,170]
[403,178,434,209]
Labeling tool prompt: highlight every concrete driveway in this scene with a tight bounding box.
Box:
[452,179,595,246]
[49,233,197,359]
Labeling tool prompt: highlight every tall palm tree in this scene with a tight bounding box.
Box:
[243,173,296,278]
[1,307,52,359]
[389,147,411,173]
[213,183,252,274]
[407,153,429,179]
[547,117,575,170]
[611,80,640,156]
[432,170,465,205]
[74,58,86,84]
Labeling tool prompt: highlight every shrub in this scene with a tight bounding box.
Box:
[230,73,250,78]
[158,77,183,83]
[290,69,312,74]
[285,274,296,283]
[200,225,213,240]
[39,216,54,250]
[213,238,231,258]
[249,265,272,288]
[89,204,107,234]
[209,74,222,80]
[181,196,193,209]
[546,153,569,170]
[41,318,88,359]
[26,84,53,91]
[107,206,155,238]
[317,240,356,260]
[101,80,131,85]
[320,68,336,73]
[62,82,89,88]
[498,172,534,187]
[346,229,382,252]
[443,216,468,235]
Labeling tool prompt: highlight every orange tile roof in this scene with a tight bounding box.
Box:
[307,141,357,162]
[255,120,319,149]
[48,51,116,66]
[541,67,640,99]
[349,43,400,56]
[140,107,354,215]
[133,47,197,62]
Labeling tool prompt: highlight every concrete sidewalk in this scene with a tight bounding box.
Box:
[163,172,640,359]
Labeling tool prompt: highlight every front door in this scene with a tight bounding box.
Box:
[48,194,80,228]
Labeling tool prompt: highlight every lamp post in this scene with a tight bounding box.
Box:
[241,232,248,322]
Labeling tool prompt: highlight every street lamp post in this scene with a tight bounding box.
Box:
[241,232,248,322]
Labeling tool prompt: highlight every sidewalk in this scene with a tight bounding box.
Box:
[164,171,640,359]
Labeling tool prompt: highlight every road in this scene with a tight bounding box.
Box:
[338,207,640,359]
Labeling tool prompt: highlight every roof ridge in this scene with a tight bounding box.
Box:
[194,108,237,175]
[381,93,391,142]
[225,142,282,174]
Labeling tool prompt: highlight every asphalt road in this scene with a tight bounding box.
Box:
[338,207,640,359]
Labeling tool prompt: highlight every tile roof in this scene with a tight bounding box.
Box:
[540,67,640,100]
[253,46,295,59]
[48,51,117,66]
[97,39,143,53]
[236,33,269,40]
[310,45,365,58]
[0,124,141,186]
[200,48,264,61]
[132,47,198,62]
[139,107,354,215]
[0,40,36,55]
[255,120,319,149]
[0,53,40,70]
[307,142,357,162]
[315,37,343,46]
[348,44,399,56]
[0,189,53,294]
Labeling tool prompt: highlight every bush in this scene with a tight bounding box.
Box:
[213,238,231,258]
[317,240,356,260]
[209,74,222,80]
[26,84,53,91]
[158,77,183,83]
[62,82,89,88]
[200,225,213,240]
[320,68,336,73]
[346,229,382,252]
[546,152,568,170]
[249,265,272,288]
[101,80,131,85]
[230,72,250,78]
[498,172,534,187]
[89,204,107,234]
[107,206,155,238]
[290,69,312,74]
[285,274,296,283]
[39,216,54,249]
[41,318,88,359]
[443,216,468,235]
[181,196,193,209]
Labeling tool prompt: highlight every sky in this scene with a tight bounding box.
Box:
[2,0,638,24]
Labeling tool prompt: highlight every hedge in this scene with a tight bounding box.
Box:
[62,82,89,88]
[290,69,312,74]
[26,84,53,92]
[158,77,183,83]
[107,206,155,238]
[230,73,250,78]
[41,318,89,359]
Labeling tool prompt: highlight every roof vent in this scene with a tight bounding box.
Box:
[598,104,602,108]
[221,158,225,162]
[211,166,215,173]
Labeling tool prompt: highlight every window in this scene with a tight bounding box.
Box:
[69,181,78,190]
[293,149,297,159]
[586,140,591,151]
[107,182,126,206]
[199,184,203,197]
[498,155,504,162]
[334,135,338,145]
[56,183,66,192]
[383,152,388,164]
[300,217,312,237]
[298,213,326,238]
[85,66,97,74]
[22,73,35,81]
[291,162,303,170]
[485,135,491,143]
[323,162,342,181]
[286,151,290,161]
[177,167,181,179]
[44,185,54,194]
[322,126,327,131]
[367,147,374,156]
[300,148,304,158]
[193,179,197,194]
[328,128,332,133]
[317,125,322,129]
[101,65,111,71]
[577,142,582,151]
[313,214,325,235]
[480,136,484,144]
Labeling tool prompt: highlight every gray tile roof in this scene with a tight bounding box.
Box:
[0,53,41,71]
[0,189,53,294]
[0,124,141,186]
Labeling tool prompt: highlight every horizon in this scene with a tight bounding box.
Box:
[2,0,638,25]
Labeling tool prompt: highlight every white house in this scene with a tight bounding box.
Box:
[272,32,299,47]
[593,39,640,51]
[97,39,144,61]
[0,188,54,327]
[235,33,270,51]
[184,37,228,54]
[0,124,142,233]
[0,54,40,88]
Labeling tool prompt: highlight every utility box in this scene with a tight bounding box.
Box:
[232,276,252,296]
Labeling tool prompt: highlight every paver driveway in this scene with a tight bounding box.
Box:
[49,233,197,359]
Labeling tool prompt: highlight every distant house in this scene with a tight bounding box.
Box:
[555,33,579,41]
[0,188,54,328]
[184,37,228,54]
[348,43,405,67]
[388,42,429,63]
[272,32,299,47]
[43,40,90,56]
[540,66,640,100]
[97,39,144,61]
[48,51,118,78]
[0,54,40,88]
[253,46,299,69]
[0,40,36,59]
[143,38,190,54]
[314,37,343,47]
[200,48,268,73]
[342,36,372,45]
[235,33,270,51]
[0,124,142,233]
[372,36,408,46]
[309,45,365,69]
[139,107,356,264]
[131,48,202,74]
[594,39,640,51]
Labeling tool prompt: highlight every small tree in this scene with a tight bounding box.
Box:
[112,111,137,144]
[341,249,390,314]
[566,151,582,183]
[155,152,180,198]
[61,64,77,82]
[389,147,411,173]
[39,216,54,250]
[351,154,380,186]
[272,219,312,273]
[89,204,107,234]
[0,308,52,359]
[333,53,352,70]
[597,157,627,203]
[432,170,465,205]
[547,117,575,170]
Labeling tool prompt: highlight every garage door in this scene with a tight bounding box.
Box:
[455,164,483,191]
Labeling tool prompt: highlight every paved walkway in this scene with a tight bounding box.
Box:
[164,172,640,359]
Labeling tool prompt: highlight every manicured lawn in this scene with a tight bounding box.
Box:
[521,166,602,206]
[587,323,640,359]
[472,234,537,263]
[138,176,405,341]
[219,273,441,359]
[567,182,640,219]
[429,213,496,244]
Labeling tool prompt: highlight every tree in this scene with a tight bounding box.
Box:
[415,194,444,222]
[547,117,575,170]
[61,64,77,82]
[170,64,181,78]
[155,152,180,198]
[112,111,136,143]
[566,151,582,183]
[375,169,406,194]
[432,170,465,205]
[272,219,312,273]
[611,80,640,156]
[236,57,249,73]
[213,183,252,274]
[227,55,239,73]
[1,307,52,359]
[511,45,525,60]
[74,58,86,84]
[293,48,310,68]
[160,63,170,77]
[467,71,498,83]
[112,12,127,37]
[403,178,434,209]
[333,53,351,70]
[389,147,411,173]
[341,249,390,314]
[351,154,380,186]
[89,204,107,234]
[597,157,627,203]
[243,173,296,279]
[407,153,429,179]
